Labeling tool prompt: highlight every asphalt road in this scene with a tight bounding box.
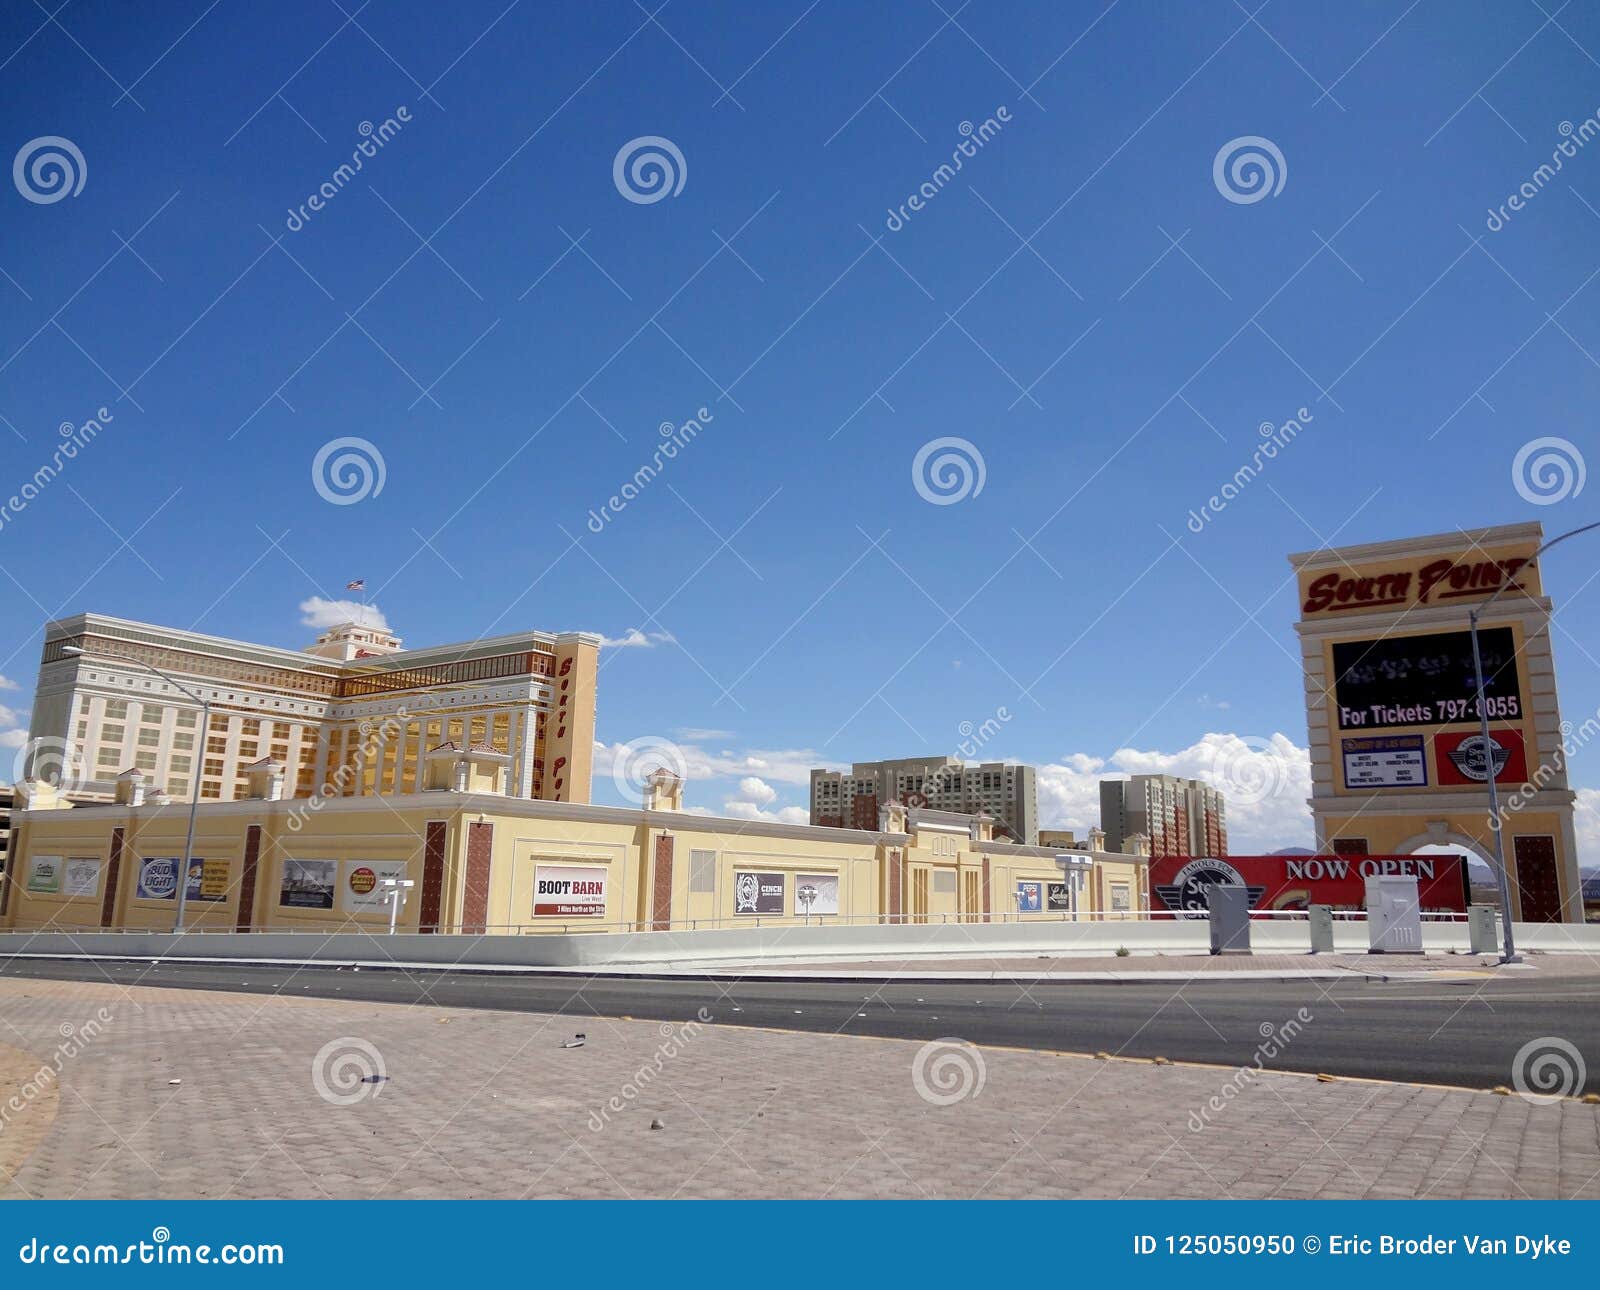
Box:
[3,956,1597,1094]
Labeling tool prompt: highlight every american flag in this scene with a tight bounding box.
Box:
[346,579,366,592]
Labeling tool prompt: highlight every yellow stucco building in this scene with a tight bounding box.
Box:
[1,769,1148,935]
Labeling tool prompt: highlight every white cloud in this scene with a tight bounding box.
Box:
[733,775,778,806]
[674,726,734,741]
[299,597,389,632]
[593,739,836,789]
[0,728,28,749]
[0,704,21,729]
[1038,731,1313,854]
[599,629,675,648]
[720,800,810,825]
[0,674,18,691]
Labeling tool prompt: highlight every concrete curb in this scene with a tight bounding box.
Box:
[0,950,1496,986]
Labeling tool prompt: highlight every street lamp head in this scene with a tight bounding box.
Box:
[61,645,85,656]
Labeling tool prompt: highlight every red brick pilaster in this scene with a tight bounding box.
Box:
[420,820,447,932]
[462,821,493,933]
[235,825,262,932]
[651,833,674,930]
[981,855,992,923]
[885,848,903,923]
[100,827,125,928]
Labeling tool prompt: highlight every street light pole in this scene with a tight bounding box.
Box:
[1465,519,1600,963]
[62,645,210,932]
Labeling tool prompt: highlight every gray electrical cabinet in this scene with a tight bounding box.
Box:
[1468,904,1499,955]
[1206,884,1252,955]
[1307,903,1334,954]
[1365,874,1423,953]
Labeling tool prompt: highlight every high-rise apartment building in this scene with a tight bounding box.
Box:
[1100,775,1227,857]
[20,613,599,806]
[810,757,1039,844]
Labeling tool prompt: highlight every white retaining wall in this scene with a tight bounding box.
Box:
[0,918,1595,969]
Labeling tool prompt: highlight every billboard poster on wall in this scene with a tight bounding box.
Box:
[1149,854,1468,917]
[1015,881,1042,912]
[1046,881,1071,912]
[26,855,63,894]
[1434,729,1528,787]
[1332,628,1522,730]
[1341,735,1428,788]
[62,858,102,898]
[342,860,412,914]
[136,856,181,901]
[733,870,784,915]
[794,873,839,916]
[279,859,337,909]
[186,858,230,902]
[533,864,607,917]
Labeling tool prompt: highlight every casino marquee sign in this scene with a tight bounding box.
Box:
[1289,523,1582,924]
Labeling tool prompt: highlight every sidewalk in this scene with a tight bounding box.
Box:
[0,977,1596,1199]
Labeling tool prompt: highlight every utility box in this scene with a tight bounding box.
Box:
[1206,884,1252,955]
[1307,903,1335,954]
[1468,904,1499,955]
[1365,874,1423,954]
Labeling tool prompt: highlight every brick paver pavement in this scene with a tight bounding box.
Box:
[0,977,1596,1199]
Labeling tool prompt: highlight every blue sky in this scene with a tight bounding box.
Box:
[2,0,1598,850]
